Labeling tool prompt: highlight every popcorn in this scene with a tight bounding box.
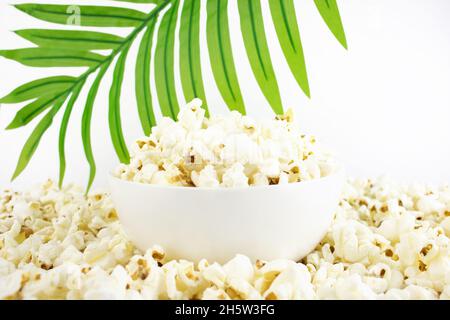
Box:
[221,163,248,187]
[114,99,334,187]
[441,285,450,300]
[262,263,315,300]
[202,263,226,288]
[201,287,230,300]
[191,165,220,188]
[335,274,377,300]
[332,220,377,263]
[416,194,446,215]
[377,215,416,242]
[0,270,22,299]
[1,177,449,299]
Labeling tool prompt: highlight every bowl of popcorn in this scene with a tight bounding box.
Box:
[110,99,344,263]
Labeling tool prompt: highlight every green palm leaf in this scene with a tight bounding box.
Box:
[269,0,310,98]
[136,20,157,136]
[237,0,283,114]
[15,4,147,27]
[0,76,75,104]
[6,93,68,129]
[0,48,104,68]
[15,29,124,50]
[82,63,111,193]
[179,0,209,116]
[109,45,131,164]
[154,1,180,119]
[11,96,67,181]
[58,80,85,188]
[206,0,245,114]
[314,0,348,49]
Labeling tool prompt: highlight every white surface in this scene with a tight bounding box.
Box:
[1,0,450,189]
[109,169,344,262]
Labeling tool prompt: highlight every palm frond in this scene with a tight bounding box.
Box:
[6,94,65,129]
[15,29,125,50]
[179,0,209,116]
[109,44,131,164]
[136,19,157,135]
[206,0,245,114]
[11,96,66,181]
[0,76,75,104]
[314,0,348,49]
[58,80,85,188]
[15,4,148,27]
[269,0,310,97]
[238,0,283,114]
[81,63,111,193]
[154,1,180,119]
[0,0,348,190]
[0,48,105,67]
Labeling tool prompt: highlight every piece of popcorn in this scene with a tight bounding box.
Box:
[440,285,450,300]
[416,195,446,215]
[0,259,16,277]
[221,163,248,188]
[226,277,262,300]
[177,98,205,130]
[135,163,159,183]
[255,260,302,294]
[251,173,269,186]
[81,267,127,300]
[402,285,438,300]
[0,271,23,299]
[223,255,254,283]
[143,266,166,295]
[191,165,220,188]
[396,231,428,268]
[202,262,226,288]
[377,215,416,242]
[201,287,230,300]
[334,274,377,300]
[163,261,192,300]
[441,217,450,237]
[381,288,411,300]
[332,220,376,263]
[150,171,172,186]
[263,263,315,300]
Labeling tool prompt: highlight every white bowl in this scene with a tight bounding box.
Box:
[109,169,344,263]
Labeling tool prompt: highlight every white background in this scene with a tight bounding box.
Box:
[1,0,450,189]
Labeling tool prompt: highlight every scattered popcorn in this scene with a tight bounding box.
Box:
[114,99,334,187]
[0,176,449,300]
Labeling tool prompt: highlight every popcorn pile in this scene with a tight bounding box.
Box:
[114,99,334,187]
[1,177,449,300]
